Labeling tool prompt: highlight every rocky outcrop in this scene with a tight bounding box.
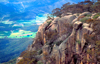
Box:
[31,15,76,49]
[17,12,99,64]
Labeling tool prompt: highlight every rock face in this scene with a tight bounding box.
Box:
[17,12,99,64]
[31,15,76,51]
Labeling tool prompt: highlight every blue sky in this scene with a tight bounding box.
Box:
[0,0,85,21]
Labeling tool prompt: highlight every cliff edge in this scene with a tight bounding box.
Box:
[17,12,100,64]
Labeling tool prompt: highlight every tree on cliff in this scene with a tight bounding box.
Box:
[52,8,62,17]
[52,0,100,17]
[92,1,100,12]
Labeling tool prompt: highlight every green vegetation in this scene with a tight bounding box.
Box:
[76,40,81,44]
[37,61,43,64]
[86,14,92,17]
[47,21,52,25]
[87,49,92,54]
[80,17,89,23]
[52,8,62,17]
[52,1,100,17]
[83,18,100,63]
[18,51,37,64]
[55,29,57,32]
[86,19,95,23]
[93,13,100,19]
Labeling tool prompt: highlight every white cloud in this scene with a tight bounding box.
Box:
[36,23,42,25]
[1,20,13,24]
[12,24,24,27]
[1,15,10,21]
[21,2,25,9]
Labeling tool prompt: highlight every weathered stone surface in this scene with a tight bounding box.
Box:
[62,15,76,23]
[71,18,78,24]
[30,14,94,64]
[73,13,78,16]
[83,23,89,27]
[42,45,51,55]
[73,21,82,30]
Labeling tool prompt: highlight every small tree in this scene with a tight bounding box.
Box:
[52,8,62,17]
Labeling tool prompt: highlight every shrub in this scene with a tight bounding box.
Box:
[80,17,89,23]
[18,51,37,64]
[37,61,43,64]
[92,20,100,35]
[83,21,100,63]
[84,14,88,16]
[83,13,92,17]
[93,13,100,19]
[55,29,57,32]
[47,21,52,25]
[86,18,100,35]
[86,19,94,23]
[86,14,92,17]
[95,41,100,62]
[76,40,81,44]
[22,51,37,58]
[87,49,91,54]
[93,15,99,19]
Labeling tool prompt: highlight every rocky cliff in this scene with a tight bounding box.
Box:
[17,12,100,64]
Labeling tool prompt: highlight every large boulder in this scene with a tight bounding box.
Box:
[71,17,78,24]
[31,15,76,50]
[73,21,82,30]
[44,15,76,44]
[83,23,90,27]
